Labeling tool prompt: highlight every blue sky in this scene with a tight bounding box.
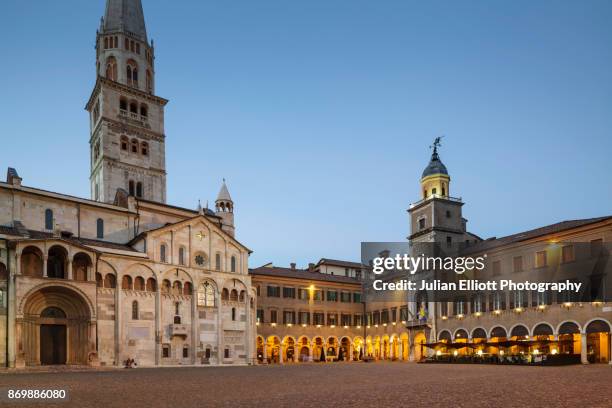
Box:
[1,0,611,267]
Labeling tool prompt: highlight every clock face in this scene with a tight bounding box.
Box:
[195,255,205,266]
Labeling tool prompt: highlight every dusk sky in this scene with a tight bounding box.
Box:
[1,0,611,267]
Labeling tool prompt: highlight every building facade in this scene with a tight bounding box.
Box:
[252,145,612,365]
[0,0,255,368]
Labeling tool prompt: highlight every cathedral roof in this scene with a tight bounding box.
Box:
[421,149,448,178]
[102,0,147,41]
[216,181,232,202]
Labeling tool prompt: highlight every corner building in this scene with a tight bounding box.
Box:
[0,0,255,368]
[251,146,612,365]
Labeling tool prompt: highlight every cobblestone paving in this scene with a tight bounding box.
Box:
[1,362,611,408]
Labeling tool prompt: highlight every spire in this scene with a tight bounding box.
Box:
[103,0,147,41]
[216,179,232,202]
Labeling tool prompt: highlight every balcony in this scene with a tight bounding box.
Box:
[118,109,150,128]
[170,324,188,338]
[410,194,462,209]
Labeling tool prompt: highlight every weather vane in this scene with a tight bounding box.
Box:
[430,136,444,153]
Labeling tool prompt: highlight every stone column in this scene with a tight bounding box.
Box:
[43,255,48,277]
[15,251,21,276]
[7,269,16,367]
[67,257,73,280]
[244,295,251,365]
[216,291,223,365]
[115,283,122,366]
[155,288,161,366]
[581,333,588,364]
[262,341,267,363]
[191,288,197,365]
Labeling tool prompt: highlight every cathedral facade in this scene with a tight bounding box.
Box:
[0,0,255,368]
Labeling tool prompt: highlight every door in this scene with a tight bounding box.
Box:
[40,324,67,365]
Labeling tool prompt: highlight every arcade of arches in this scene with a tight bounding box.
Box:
[256,332,417,363]
[433,320,612,364]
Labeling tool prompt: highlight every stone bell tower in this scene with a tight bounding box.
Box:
[86,0,168,204]
[408,138,467,249]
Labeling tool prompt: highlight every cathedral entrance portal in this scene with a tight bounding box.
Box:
[19,286,95,366]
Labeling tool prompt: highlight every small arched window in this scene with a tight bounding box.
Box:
[120,97,127,111]
[140,104,148,117]
[160,244,167,263]
[131,138,138,153]
[122,275,133,290]
[215,253,221,271]
[136,182,143,198]
[146,278,157,292]
[105,56,117,80]
[127,60,138,86]
[128,180,135,196]
[134,276,145,291]
[104,274,116,288]
[178,247,185,265]
[231,307,236,321]
[161,279,171,294]
[132,300,139,320]
[141,142,148,156]
[231,256,236,273]
[96,218,104,239]
[45,209,54,230]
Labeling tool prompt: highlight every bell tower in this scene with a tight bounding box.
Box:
[86,0,168,204]
[408,138,467,248]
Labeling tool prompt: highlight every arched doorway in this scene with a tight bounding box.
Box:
[373,336,381,360]
[586,320,611,363]
[21,285,93,366]
[558,321,581,356]
[353,337,363,361]
[283,337,295,362]
[298,337,310,362]
[266,336,280,364]
[391,336,399,360]
[413,332,426,361]
[382,335,390,360]
[340,337,351,361]
[327,337,337,361]
[489,326,508,356]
